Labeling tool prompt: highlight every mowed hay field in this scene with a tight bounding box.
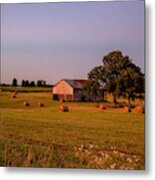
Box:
[0,91,144,169]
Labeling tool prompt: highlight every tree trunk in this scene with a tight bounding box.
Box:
[128,96,131,112]
[113,93,117,105]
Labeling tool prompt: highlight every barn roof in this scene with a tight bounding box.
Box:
[63,79,87,89]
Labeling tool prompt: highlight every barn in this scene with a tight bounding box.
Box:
[52,79,104,102]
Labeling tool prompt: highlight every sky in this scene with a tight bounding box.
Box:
[1,1,144,85]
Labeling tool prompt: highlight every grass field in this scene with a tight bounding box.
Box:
[0,86,51,92]
[0,90,144,169]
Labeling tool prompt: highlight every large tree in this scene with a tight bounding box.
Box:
[87,50,144,109]
[85,65,105,100]
[102,50,125,104]
[117,57,145,110]
[103,50,144,108]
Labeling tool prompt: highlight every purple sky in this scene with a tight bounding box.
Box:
[1,1,144,85]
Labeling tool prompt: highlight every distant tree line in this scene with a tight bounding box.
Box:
[10,78,52,87]
[21,80,46,87]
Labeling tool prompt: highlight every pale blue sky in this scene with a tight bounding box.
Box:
[1,1,144,84]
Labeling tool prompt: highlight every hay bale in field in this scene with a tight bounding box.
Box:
[59,98,69,112]
[122,106,131,113]
[98,103,106,110]
[59,105,69,112]
[38,102,44,107]
[12,94,16,98]
[12,91,18,98]
[133,106,144,114]
[23,101,30,107]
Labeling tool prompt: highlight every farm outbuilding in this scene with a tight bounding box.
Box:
[52,79,104,102]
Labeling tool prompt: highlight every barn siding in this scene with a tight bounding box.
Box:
[53,80,74,101]
[52,79,105,102]
[53,80,73,95]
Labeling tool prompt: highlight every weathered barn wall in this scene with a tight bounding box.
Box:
[53,80,73,94]
[53,80,74,101]
[74,89,84,101]
[52,79,105,102]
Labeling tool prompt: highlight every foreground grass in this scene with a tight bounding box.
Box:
[0,92,144,169]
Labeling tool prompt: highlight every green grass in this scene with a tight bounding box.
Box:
[0,86,51,92]
[0,91,144,169]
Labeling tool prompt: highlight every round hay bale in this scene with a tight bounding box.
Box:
[12,92,17,98]
[99,103,106,110]
[12,94,16,98]
[59,105,69,112]
[122,106,131,113]
[38,102,44,107]
[23,101,30,107]
[96,103,99,108]
[133,106,144,114]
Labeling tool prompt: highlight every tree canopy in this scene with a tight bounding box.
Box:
[85,65,105,97]
[12,78,17,87]
[86,50,144,108]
